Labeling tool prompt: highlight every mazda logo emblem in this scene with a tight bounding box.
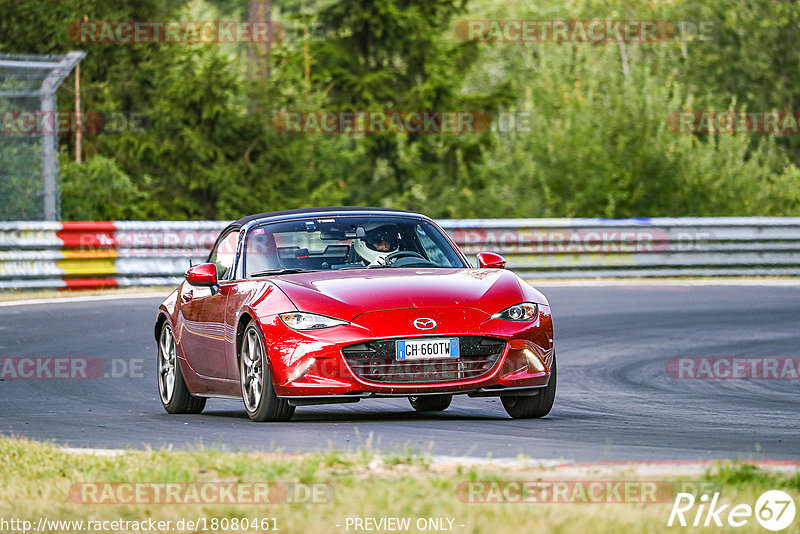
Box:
[413,318,436,330]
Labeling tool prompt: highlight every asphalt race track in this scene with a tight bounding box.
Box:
[1,284,798,461]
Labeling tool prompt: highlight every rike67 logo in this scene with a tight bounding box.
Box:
[668,490,796,531]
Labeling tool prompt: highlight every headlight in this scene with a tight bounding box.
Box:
[279,312,349,330]
[491,302,538,321]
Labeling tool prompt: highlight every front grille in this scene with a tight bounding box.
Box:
[341,336,505,384]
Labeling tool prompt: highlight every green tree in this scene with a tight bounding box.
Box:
[1,0,799,220]
[60,155,147,220]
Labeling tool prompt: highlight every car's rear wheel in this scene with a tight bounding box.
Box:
[501,353,557,419]
[409,394,452,412]
[157,322,206,414]
[240,323,295,422]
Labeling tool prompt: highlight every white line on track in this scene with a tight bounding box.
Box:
[61,447,127,456]
[0,293,168,307]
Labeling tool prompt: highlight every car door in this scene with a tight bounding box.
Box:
[177,229,239,380]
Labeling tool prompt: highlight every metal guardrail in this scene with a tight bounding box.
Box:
[1,218,799,289]
[442,217,800,278]
[0,221,222,289]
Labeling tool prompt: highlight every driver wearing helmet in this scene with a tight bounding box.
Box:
[353,224,400,266]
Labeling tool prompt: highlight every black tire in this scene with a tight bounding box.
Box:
[501,353,557,419]
[239,323,295,422]
[409,394,452,412]
[157,322,206,414]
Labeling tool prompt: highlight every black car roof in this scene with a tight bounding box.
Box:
[230,206,421,227]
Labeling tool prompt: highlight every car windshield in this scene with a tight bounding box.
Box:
[243,216,466,276]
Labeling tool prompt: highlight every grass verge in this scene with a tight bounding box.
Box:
[0,436,798,533]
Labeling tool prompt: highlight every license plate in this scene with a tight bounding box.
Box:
[396,338,459,361]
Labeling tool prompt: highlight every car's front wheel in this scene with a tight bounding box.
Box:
[239,323,295,422]
[157,322,206,414]
[501,353,557,419]
[409,394,452,412]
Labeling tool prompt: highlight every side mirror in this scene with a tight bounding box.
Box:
[477,252,506,269]
[185,263,218,286]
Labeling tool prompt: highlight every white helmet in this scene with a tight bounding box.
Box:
[353,239,391,265]
[353,224,400,265]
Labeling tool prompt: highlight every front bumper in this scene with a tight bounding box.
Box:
[259,305,554,399]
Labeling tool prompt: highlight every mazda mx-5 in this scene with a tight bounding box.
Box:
[155,207,556,421]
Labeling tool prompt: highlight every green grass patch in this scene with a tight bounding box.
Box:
[0,436,797,533]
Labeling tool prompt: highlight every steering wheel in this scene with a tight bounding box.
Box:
[383,250,427,265]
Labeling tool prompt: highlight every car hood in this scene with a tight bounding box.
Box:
[270,268,544,321]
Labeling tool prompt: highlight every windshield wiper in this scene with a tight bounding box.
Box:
[251,268,313,277]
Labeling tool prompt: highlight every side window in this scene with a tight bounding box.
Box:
[209,231,239,280]
[415,225,449,266]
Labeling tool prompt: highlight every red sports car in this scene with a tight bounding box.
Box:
[155,207,556,421]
